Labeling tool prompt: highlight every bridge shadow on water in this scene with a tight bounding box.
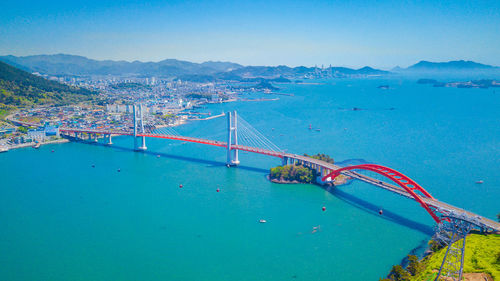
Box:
[73,138,269,174]
[322,185,434,236]
[70,138,433,234]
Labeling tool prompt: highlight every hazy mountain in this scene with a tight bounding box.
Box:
[0,60,95,107]
[200,61,243,72]
[2,55,498,79]
[224,65,388,78]
[0,54,390,79]
[399,60,499,74]
[0,54,243,77]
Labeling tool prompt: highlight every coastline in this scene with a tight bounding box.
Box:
[2,138,69,152]
[267,173,351,186]
[383,233,500,281]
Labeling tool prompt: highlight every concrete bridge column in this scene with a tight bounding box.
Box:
[226,111,239,166]
[282,156,288,166]
[107,134,113,145]
[88,133,92,141]
[134,104,147,151]
[94,134,98,142]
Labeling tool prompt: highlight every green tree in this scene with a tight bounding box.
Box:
[280,166,289,180]
[270,166,283,179]
[428,239,443,252]
[406,255,423,276]
[389,265,411,281]
[17,126,28,133]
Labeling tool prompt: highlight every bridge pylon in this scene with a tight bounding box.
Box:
[434,214,474,281]
[226,111,239,166]
[133,104,147,151]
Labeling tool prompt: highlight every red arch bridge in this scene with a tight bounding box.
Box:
[53,108,498,281]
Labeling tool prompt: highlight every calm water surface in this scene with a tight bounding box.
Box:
[0,77,499,280]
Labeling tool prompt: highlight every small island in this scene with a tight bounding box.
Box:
[269,153,351,186]
[417,78,500,89]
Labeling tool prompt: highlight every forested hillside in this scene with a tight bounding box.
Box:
[0,60,95,107]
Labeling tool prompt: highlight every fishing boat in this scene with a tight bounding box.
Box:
[32,142,41,149]
[475,180,484,184]
[259,219,267,223]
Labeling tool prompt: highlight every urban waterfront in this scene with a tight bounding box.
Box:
[0,77,499,280]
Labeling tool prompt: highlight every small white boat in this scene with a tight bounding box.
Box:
[475,180,484,184]
[259,219,267,223]
[0,146,8,153]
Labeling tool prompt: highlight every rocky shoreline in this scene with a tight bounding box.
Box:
[267,174,351,186]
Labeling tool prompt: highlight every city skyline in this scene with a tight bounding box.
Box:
[1,0,500,68]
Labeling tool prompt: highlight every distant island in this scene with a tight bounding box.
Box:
[395,60,500,74]
[417,78,500,89]
[250,81,279,91]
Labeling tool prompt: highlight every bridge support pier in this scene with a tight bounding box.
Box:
[226,111,239,166]
[133,104,147,151]
[106,134,113,145]
[434,215,473,281]
[282,156,289,166]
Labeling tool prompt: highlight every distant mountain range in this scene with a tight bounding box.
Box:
[0,54,389,80]
[0,54,498,80]
[393,60,499,74]
[0,54,243,77]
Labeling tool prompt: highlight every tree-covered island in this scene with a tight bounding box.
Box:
[269,153,351,185]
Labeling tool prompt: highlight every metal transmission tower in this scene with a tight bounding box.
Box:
[434,213,475,281]
[133,104,147,151]
[226,111,239,166]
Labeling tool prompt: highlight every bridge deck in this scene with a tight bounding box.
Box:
[285,154,500,231]
[58,129,500,231]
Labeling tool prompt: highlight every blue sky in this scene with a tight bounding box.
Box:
[1,0,499,68]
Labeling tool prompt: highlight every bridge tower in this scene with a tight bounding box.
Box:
[133,104,147,151]
[226,111,239,166]
[434,214,474,281]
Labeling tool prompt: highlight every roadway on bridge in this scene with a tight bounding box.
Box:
[58,128,500,232]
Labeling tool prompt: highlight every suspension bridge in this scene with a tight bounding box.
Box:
[45,104,499,281]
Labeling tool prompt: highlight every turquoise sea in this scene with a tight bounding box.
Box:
[0,77,499,280]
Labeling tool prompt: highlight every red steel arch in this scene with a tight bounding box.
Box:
[322,164,441,223]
